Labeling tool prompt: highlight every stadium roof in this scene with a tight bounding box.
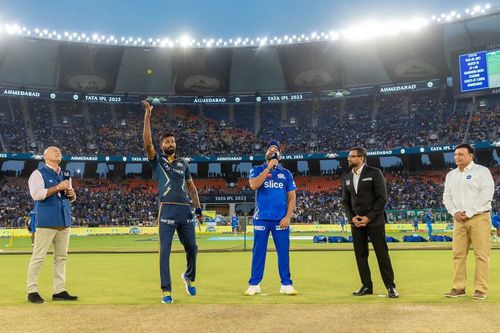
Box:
[0,9,499,95]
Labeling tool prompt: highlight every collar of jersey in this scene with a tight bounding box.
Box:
[161,154,181,164]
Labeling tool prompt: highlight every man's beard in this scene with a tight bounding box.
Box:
[266,152,278,161]
[163,147,175,155]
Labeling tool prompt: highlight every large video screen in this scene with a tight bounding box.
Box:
[458,48,500,94]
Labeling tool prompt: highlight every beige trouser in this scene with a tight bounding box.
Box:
[452,212,491,293]
[27,227,71,294]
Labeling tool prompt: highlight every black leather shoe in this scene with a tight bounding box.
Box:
[52,291,78,301]
[28,292,45,303]
[388,287,399,298]
[352,286,373,296]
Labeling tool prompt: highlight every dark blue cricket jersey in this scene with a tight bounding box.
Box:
[149,153,192,204]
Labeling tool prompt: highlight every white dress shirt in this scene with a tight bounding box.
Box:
[443,161,494,218]
[28,170,49,201]
[352,164,365,194]
[28,164,75,202]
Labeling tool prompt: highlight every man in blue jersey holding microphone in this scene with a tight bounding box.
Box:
[244,140,298,296]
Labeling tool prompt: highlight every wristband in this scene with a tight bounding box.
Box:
[195,208,202,217]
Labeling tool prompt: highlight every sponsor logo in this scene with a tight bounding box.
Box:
[394,60,438,78]
[466,175,472,180]
[184,75,220,92]
[68,75,108,92]
[294,70,334,87]
[263,180,284,189]
[131,157,148,162]
[277,173,286,179]
[275,225,288,230]
[160,218,175,225]
[362,177,373,181]
[254,225,265,231]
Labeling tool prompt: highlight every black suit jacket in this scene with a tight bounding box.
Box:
[341,165,388,228]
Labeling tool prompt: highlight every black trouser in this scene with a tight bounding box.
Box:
[351,224,395,289]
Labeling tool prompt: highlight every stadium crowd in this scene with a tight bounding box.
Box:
[1,170,498,228]
[1,88,498,157]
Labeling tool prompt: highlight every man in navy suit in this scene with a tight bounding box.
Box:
[341,147,398,298]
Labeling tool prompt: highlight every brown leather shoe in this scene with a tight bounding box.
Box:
[444,288,465,298]
[473,290,487,300]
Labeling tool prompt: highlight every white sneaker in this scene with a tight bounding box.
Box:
[280,285,298,295]
[244,285,261,296]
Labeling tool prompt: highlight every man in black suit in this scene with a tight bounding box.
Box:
[341,147,398,298]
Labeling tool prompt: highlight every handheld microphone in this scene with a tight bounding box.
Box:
[270,152,280,169]
[62,170,72,190]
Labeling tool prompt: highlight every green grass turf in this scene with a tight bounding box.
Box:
[1,249,499,305]
[3,231,496,252]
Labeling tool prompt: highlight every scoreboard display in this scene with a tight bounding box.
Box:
[455,47,500,97]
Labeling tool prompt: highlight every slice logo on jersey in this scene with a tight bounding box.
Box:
[264,180,284,189]
[278,173,286,179]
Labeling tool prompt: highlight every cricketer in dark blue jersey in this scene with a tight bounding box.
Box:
[244,140,298,296]
[143,100,203,304]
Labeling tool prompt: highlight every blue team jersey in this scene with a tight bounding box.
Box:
[250,164,296,221]
[492,214,500,228]
[149,153,192,204]
[231,217,239,227]
[29,209,36,227]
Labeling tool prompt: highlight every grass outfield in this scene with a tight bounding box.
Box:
[1,248,499,332]
[2,231,499,252]
[1,250,499,305]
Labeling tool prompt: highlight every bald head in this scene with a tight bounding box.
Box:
[43,146,62,165]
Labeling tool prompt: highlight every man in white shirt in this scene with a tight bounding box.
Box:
[443,143,494,300]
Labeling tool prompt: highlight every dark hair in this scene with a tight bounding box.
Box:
[160,133,175,142]
[350,147,367,159]
[455,143,474,154]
